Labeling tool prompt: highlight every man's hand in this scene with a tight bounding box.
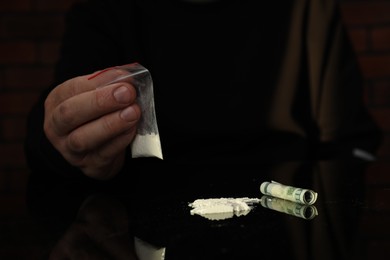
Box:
[44,68,141,179]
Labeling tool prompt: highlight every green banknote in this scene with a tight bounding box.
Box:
[260,181,318,205]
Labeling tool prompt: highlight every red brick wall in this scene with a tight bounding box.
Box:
[0,1,84,257]
[0,0,84,195]
[0,0,85,194]
[0,0,389,193]
[340,0,390,161]
[340,1,390,257]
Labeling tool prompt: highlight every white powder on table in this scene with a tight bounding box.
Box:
[188,197,261,220]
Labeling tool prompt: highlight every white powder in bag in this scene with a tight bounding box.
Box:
[131,133,163,159]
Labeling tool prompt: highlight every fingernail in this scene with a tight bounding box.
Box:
[120,106,137,122]
[113,86,131,104]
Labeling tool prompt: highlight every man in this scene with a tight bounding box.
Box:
[25,0,382,180]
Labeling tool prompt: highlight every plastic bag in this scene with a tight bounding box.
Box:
[94,63,163,159]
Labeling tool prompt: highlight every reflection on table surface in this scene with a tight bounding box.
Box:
[7,159,390,259]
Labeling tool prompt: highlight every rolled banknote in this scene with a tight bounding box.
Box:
[260,180,318,205]
[260,195,318,220]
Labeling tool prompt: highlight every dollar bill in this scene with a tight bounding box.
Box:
[260,181,318,205]
[260,195,318,220]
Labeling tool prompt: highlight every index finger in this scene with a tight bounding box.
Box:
[46,67,131,109]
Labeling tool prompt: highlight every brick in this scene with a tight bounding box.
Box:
[0,194,27,216]
[0,42,36,64]
[366,240,390,260]
[9,169,30,193]
[0,117,27,141]
[1,14,65,40]
[363,81,379,108]
[37,41,61,64]
[0,0,30,11]
[4,67,54,90]
[360,211,390,236]
[341,2,390,25]
[347,28,369,52]
[358,54,390,78]
[0,168,30,193]
[365,161,390,185]
[367,188,390,211]
[0,143,27,167]
[376,133,390,160]
[370,108,390,131]
[371,79,390,106]
[0,92,40,116]
[362,81,371,105]
[34,0,84,11]
[0,69,4,90]
[372,26,390,51]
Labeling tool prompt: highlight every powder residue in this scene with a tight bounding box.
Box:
[188,197,261,220]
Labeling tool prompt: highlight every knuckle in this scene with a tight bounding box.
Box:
[95,90,110,109]
[43,120,54,141]
[133,103,142,120]
[67,131,86,153]
[95,85,116,109]
[67,152,87,168]
[43,114,64,143]
[57,102,75,126]
[71,76,84,95]
[101,115,117,133]
[128,84,137,101]
[95,151,112,166]
[44,95,52,111]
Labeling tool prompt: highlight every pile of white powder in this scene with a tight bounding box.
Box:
[188,197,261,220]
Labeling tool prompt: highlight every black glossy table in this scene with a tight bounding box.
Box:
[2,158,390,259]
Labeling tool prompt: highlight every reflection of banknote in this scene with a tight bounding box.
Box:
[260,181,318,205]
[260,195,318,220]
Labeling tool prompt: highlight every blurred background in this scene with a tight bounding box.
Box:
[0,0,389,257]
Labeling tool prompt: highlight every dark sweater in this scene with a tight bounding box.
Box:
[24,0,382,178]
